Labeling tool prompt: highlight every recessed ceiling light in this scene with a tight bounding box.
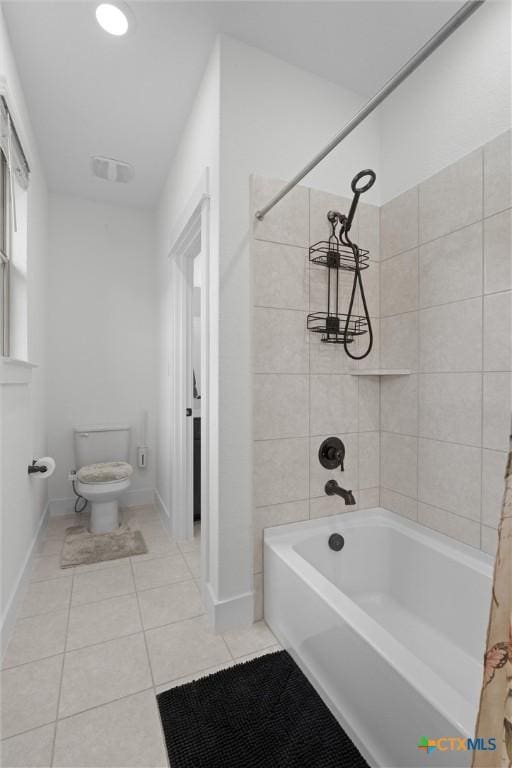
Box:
[95,3,130,36]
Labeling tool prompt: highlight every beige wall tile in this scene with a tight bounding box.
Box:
[419,222,482,308]
[484,209,512,294]
[253,307,308,373]
[380,374,418,435]
[484,130,512,217]
[309,331,354,374]
[380,488,418,521]
[419,149,483,243]
[356,316,380,370]
[358,202,380,261]
[254,573,263,621]
[253,501,308,573]
[358,487,380,510]
[380,187,418,259]
[380,312,418,370]
[254,437,309,507]
[482,449,508,528]
[484,291,512,371]
[419,373,482,446]
[359,431,380,489]
[310,374,358,435]
[253,374,309,440]
[380,432,418,498]
[418,438,481,521]
[483,372,512,450]
[380,249,418,317]
[481,525,499,558]
[358,375,380,432]
[418,503,480,548]
[253,240,308,310]
[419,298,482,372]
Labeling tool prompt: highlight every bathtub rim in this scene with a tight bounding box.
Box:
[263,507,492,738]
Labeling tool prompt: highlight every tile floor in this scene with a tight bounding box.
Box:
[1,505,280,767]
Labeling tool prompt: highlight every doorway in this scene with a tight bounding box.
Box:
[168,172,210,587]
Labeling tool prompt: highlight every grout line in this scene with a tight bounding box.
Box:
[380,485,483,527]
[415,185,420,522]
[49,568,73,766]
[129,557,158,696]
[479,149,485,550]
[381,429,484,451]
[379,204,511,265]
[53,686,155,726]
[382,294,485,319]
[1,721,58,745]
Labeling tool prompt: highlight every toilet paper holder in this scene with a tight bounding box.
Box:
[28,459,48,475]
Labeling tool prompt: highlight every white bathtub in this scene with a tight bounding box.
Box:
[264,508,493,768]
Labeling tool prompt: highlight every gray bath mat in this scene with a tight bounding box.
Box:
[60,525,147,568]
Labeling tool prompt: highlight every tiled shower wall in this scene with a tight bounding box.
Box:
[251,130,511,618]
[251,177,381,619]
[379,130,511,557]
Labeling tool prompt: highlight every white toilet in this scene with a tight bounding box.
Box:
[73,425,133,534]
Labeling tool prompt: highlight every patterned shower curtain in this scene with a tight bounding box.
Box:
[473,451,512,768]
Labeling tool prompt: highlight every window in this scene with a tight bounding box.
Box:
[0,96,30,359]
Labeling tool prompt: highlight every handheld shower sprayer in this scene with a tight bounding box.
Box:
[341,170,375,360]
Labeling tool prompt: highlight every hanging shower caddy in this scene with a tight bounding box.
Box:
[307,169,375,359]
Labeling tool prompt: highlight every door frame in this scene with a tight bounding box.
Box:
[168,170,210,562]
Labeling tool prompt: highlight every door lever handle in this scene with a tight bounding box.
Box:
[186,408,192,417]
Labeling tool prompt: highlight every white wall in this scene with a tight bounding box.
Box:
[0,5,48,636]
[46,195,157,510]
[378,0,511,203]
[156,41,221,618]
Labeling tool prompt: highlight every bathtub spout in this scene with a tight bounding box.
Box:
[325,479,356,505]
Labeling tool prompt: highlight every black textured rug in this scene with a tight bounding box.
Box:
[157,649,369,768]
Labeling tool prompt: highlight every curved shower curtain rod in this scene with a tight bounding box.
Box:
[255,0,486,221]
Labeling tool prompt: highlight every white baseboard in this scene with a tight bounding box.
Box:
[204,581,254,633]
[155,489,174,539]
[1,501,50,656]
[49,487,156,516]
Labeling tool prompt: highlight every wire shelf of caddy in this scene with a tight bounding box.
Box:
[307,311,369,345]
[308,241,370,271]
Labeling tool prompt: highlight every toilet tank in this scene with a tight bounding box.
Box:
[73,425,131,468]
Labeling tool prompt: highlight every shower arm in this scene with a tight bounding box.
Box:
[254,0,485,221]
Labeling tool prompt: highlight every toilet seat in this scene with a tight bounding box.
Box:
[77,461,133,484]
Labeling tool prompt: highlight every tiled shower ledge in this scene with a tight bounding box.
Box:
[349,369,411,376]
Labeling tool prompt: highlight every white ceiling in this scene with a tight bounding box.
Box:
[3,1,463,208]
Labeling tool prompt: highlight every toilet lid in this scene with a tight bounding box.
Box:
[77,461,133,484]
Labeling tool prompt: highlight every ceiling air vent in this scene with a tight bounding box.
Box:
[90,155,134,183]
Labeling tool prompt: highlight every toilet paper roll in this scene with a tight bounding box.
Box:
[33,456,56,479]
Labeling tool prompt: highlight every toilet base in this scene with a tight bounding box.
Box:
[89,499,120,534]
